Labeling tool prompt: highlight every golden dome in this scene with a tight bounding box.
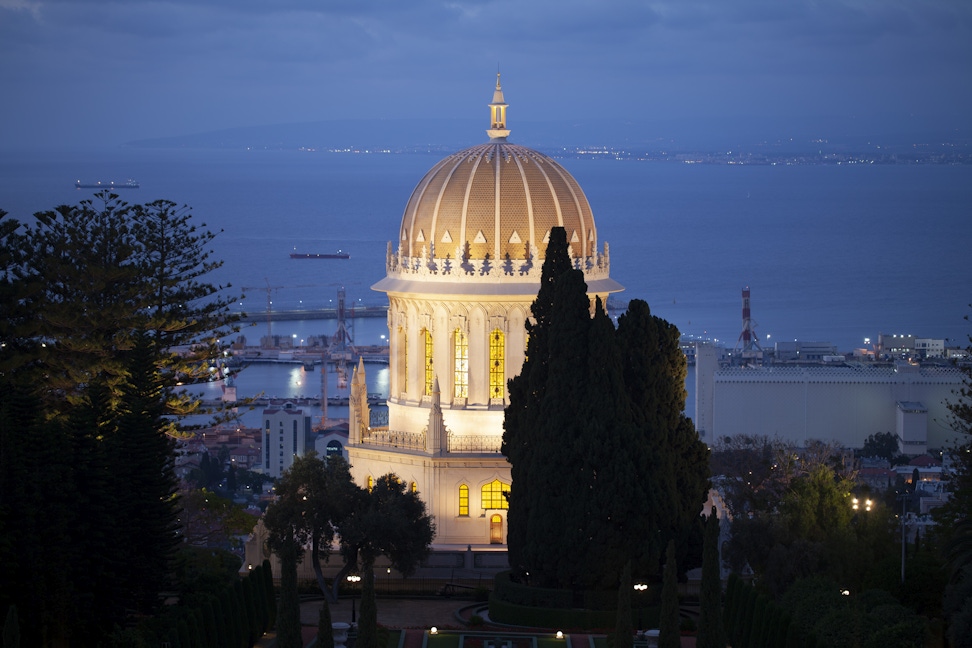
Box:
[376,75,620,297]
[399,142,598,264]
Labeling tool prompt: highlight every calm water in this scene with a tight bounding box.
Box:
[2,147,970,419]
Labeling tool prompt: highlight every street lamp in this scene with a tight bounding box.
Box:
[633,583,648,630]
[346,574,361,623]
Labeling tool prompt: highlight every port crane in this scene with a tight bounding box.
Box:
[241,280,284,346]
[240,280,327,346]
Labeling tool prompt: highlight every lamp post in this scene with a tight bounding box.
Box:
[898,492,910,584]
[633,583,647,631]
[346,574,361,623]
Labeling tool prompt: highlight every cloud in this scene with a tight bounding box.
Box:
[1,0,970,148]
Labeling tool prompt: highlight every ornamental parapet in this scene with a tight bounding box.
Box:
[385,242,611,283]
[358,428,504,454]
[447,433,503,453]
[362,428,425,450]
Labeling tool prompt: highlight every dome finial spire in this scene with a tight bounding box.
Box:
[487,72,510,141]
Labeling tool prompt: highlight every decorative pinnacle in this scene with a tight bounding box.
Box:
[487,73,510,141]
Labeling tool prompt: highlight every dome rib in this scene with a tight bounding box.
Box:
[397,142,598,266]
[510,150,536,261]
[548,161,590,258]
[431,151,471,260]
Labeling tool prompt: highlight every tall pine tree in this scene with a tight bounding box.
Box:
[0,195,238,646]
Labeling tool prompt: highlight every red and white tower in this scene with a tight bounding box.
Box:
[735,286,762,355]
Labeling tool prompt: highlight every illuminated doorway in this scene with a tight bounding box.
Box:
[489,514,503,544]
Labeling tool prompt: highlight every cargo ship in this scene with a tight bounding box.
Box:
[75,179,140,189]
[289,250,350,259]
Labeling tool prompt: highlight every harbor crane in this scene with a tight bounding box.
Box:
[241,280,284,347]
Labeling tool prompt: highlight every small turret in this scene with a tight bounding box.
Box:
[426,377,446,454]
[486,73,510,141]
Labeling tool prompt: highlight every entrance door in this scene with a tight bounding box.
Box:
[489,514,503,544]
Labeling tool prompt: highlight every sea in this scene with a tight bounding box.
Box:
[2,147,971,427]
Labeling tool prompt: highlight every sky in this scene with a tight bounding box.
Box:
[1,0,970,150]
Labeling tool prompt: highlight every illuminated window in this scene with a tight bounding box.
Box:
[366,475,373,492]
[489,329,505,399]
[410,481,418,494]
[458,484,469,517]
[424,329,434,396]
[481,479,510,510]
[453,328,468,399]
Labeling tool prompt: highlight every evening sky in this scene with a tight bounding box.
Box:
[1,0,970,150]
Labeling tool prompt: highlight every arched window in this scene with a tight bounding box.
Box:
[423,328,434,396]
[481,479,510,510]
[489,328,505,400]
[453,328,468,399]
[458,484,469,517]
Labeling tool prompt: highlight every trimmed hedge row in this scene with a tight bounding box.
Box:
[488,571,659,631]
[117,558,277,648]
[724,573,800,648]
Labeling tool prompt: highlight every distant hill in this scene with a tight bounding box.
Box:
[125,117,971,156]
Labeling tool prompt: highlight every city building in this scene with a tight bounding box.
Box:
[261,402,312,479]
[345,76,623,549]
[695,347,964,452]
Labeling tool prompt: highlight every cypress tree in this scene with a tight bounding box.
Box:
[202,597,220,648]
[722,572,746,645]
[613,561,634,648]
[234,580,250,648]
[3,605,19,648]
[617,300,710,572]
[275,544,302,648]
[523,267,594,587]
[262,559,277,630]
[739,586,757,648]
[782,612,799,648]
[504,230,711,591]
[357,568,379,648]
[659,541,681,648]
[177,618,192,648]
[317,599,335,648]
[237,580,251,648]
[765,602,782,648]
[696,508,726,648]
[242,575,259,645]
[191,608,208,648]
[504,226,573,577]
[723,573,739,637]
[749,594,768,648]
[212,594,231,648]
[249,566,268,637]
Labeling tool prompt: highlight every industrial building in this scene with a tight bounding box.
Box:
[695,343,964,452]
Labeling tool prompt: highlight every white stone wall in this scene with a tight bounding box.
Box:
[703,365,963,449]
